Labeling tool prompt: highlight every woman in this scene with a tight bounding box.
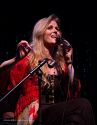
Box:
[0,14,96,125]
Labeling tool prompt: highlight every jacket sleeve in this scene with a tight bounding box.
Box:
[67,76,81,99]
[10,56,29,88]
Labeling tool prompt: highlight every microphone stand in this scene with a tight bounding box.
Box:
[36,68,43,125]
[0,58,48,103]
[0,58,55,125]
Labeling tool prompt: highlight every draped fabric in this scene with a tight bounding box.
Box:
[17,99,39,125]
[10,55,39,119]
[0,52,81,124]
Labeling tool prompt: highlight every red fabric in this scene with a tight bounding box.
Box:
[29,105,38,120]
[10,56,39,118]
[67,78,81,99]
[61,64,81,100]
[0,54,81,119]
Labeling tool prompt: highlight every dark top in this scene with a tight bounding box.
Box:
[41,73,67,105]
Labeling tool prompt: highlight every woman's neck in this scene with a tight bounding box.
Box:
[44,46,56,59]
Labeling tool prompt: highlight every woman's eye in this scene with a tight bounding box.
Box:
[47,26,53,30]
[47,25,60,32]
[56,27,60,31]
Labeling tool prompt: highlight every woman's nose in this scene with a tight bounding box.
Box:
[53,28,58,34]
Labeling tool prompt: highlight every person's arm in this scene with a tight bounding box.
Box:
[65,47,74,83]
[67,63,74,83]
[65,48,81,99]
[0,40,31,71]
[0,57,16,69]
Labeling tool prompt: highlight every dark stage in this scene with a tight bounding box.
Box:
[0,1,97,124]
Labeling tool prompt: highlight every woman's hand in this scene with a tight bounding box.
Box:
[16,40,31,59]
[65,48,73,64]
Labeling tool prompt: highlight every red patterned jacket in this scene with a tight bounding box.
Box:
[0,53,81,118]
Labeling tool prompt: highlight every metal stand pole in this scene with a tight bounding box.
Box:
[36,69,43,125]
[0,58,48,103]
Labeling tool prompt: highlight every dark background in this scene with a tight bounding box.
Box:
[0,1,97,123]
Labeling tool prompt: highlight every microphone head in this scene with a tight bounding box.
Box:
[56,37,63,44]
[56,37,72,48]
[47,59,56,68]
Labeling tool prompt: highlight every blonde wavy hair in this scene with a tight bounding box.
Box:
[28,14,66,76]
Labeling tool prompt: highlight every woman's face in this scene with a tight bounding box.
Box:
[43,20,61,46]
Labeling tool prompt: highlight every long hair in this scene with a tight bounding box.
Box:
[29,14,66,75]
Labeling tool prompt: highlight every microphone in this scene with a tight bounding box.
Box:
[47,59,56,68]
[56,37,72,48]
[38,58,56,68]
